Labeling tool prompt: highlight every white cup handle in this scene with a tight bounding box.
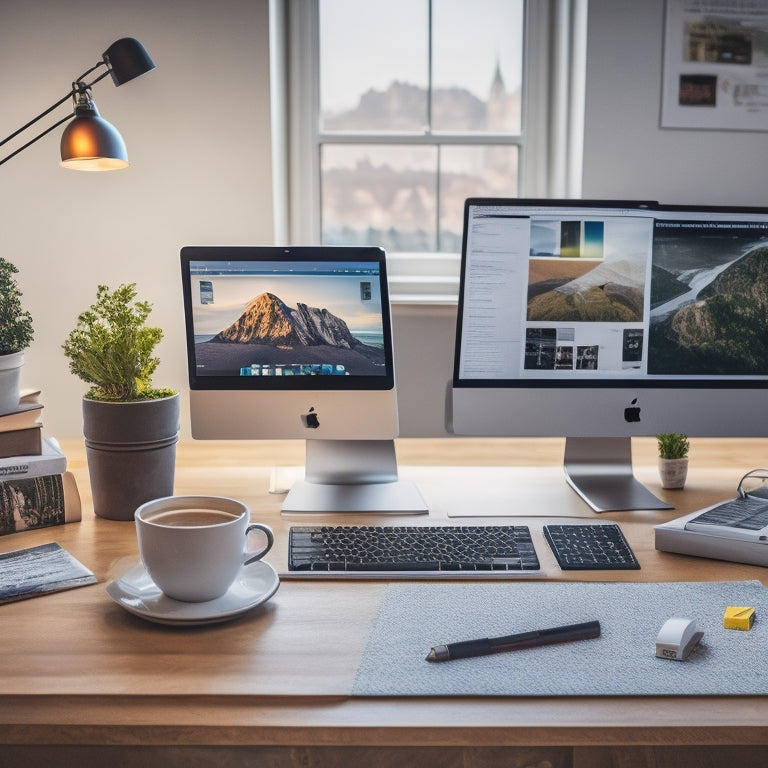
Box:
[244,523,274,565]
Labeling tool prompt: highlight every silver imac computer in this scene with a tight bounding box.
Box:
[451,198,768,512]
[180,245,427,514]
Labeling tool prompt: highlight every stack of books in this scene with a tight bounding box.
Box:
[0,389,81,538]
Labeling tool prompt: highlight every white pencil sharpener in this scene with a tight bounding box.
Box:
[655,617,703,661]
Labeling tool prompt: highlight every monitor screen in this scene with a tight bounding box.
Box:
[181,245,427,514]
[181,245,397,440]
[184,247,392,387]
[451,199,768,510]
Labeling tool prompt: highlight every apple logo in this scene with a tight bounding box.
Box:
[301,406,320,429]
[624,398,641,423]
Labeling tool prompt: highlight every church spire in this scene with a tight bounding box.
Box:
[490,55,505,96]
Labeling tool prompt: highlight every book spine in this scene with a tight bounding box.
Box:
[0,472,81,537]
[0,427,42,459]
[0,403,43,432]
[0,454,67,480]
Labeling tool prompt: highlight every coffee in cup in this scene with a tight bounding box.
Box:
[135,495,274,602]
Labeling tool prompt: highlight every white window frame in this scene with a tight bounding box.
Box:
[277,0,586,303]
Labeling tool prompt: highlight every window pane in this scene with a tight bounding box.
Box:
[438,145,519,251]
[320,0,429,131]
[321,144,438,251]
[432,0,524,133]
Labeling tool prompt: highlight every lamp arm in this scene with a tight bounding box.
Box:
[0,110,75,167]
[0,88,76,149]
[76,63,111,89]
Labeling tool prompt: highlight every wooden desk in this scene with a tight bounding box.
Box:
[2,437,768,768]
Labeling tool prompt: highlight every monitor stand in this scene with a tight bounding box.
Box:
[281,439,428,514]
[563,437,673,513]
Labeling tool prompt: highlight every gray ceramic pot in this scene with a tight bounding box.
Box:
[0,351,23,414]
[82,393,180,521]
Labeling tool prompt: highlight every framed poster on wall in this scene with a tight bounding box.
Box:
[662,0,768,131]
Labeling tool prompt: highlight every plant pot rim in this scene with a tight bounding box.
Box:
[82,391,180,444]
[83,391,179,404]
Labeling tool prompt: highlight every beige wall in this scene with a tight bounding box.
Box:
[393,304,456,438]
[582,0,768,207]
[0,0,274,439]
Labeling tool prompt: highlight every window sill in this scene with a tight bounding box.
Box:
[390,292,458,305]
[387,251,460,305]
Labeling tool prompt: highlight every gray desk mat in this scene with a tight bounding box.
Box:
[352,580,768,696]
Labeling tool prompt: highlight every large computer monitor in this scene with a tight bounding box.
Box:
[180,245,426,513]
[451,198,768,512]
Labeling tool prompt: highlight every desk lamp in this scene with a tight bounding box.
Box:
[0,37,155,171]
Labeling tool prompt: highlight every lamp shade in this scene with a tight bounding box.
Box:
[59,100,128,171]
[103,38,156,87]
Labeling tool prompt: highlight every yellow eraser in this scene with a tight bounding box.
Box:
[724,606,755,630]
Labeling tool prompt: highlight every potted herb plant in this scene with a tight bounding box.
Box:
[62,283,179,521]
[656,432,689,489]
[0,257,34,414]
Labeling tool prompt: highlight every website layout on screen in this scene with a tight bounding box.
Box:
[189,260,387,378]
[459,203,768,383]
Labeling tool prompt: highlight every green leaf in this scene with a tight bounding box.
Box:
[62,283,175,402]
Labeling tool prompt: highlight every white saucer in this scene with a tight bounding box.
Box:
[106,560,280,626]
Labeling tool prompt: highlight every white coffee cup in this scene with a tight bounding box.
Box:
[134,495,274,602]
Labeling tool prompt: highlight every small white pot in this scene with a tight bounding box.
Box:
[658,457,688,489]
[0,351,24,414]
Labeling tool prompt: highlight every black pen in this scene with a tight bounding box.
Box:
[425,620,601,662]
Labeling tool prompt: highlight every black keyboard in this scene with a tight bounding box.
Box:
[543,524,640,570]
[288,525,541,574]
[687,496,768,531]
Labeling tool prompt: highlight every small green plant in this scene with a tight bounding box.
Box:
[62,283,175,402]
[656,432,689,460]
[0,257,34,355]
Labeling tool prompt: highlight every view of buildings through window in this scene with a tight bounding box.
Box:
[318,0,524,253]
